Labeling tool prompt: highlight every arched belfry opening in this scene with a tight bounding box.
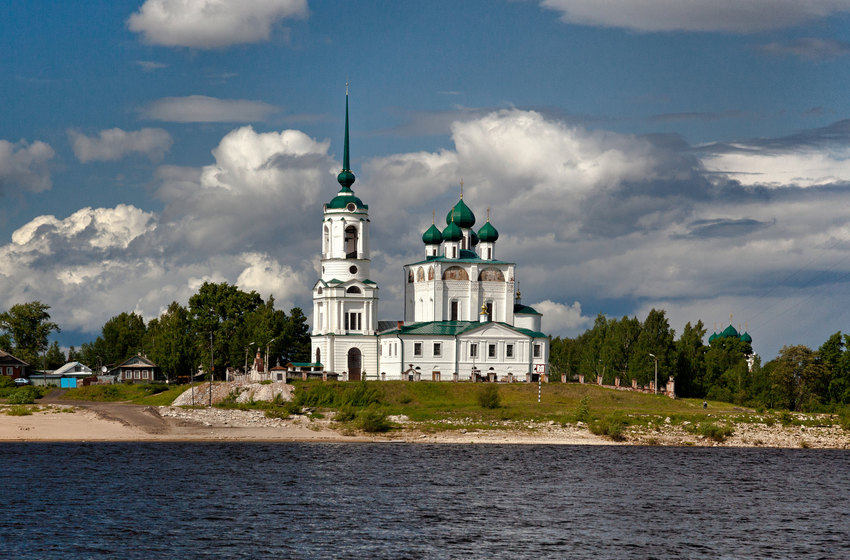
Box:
[345,225,358,258]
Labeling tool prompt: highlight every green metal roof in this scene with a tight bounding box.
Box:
[514,303,541,315]
[407,255,513,266]
[381,320,546,338]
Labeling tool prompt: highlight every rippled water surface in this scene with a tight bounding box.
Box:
[1,443,848,559]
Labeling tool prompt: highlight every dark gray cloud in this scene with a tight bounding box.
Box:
[683,218,775,239]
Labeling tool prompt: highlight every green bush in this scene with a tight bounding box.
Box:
[0,376,15,389]
[5,405,33,416]
[575,395,590,422]
[477,385,501,409]
[334,405,357,422]
[685,421,734,442]
[7,386,40,404]
[357,407,391,433]
[589,414,626,441]
[779,410,794,426]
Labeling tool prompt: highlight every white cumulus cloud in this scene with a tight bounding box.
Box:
[128,0,309,48]
[540,0,850,33]
[0,139,55,195]
[144,95,279,123]
[68,128,173,163]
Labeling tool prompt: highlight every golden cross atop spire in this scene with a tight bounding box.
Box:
[432,210,435,224]
[730,313,733,324]
[460,178,464,198]
[487,207,491,222]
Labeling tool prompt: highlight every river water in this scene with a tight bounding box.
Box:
[1,443,847,559]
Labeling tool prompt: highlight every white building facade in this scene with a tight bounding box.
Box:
[311,95,549,381]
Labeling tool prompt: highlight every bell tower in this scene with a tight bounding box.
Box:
[311,88,379,378]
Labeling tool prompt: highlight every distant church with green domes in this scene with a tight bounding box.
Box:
[310,92,549,381]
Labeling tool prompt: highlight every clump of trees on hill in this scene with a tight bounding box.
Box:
[1,282,310,382]
[551,309,850,412]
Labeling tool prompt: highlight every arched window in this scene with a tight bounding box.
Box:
[408,270,414,283]
[323,225,330,255]
[416,267,425,282]
[316,348,321,364]
[442,266,469,281]
[317,287,323,294]
[346,286,362,294]
[344,225,358,259]
[478,267,505,282]
[428,266,434,280]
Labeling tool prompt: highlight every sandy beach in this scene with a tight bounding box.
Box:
[2,400,848,448]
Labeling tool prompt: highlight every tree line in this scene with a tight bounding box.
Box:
[0,282,310,382]
[550,309,850,412]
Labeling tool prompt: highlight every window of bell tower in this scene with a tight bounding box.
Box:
[344,225,358,259]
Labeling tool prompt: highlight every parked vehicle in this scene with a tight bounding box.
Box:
[14,378,30,386]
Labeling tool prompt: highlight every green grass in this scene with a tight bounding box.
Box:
[4,405,34,416]
[63,383,189,406]
[684,421,735,442]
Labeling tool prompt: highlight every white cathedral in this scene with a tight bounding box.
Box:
[310,94,549,382]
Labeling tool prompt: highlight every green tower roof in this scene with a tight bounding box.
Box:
[327,86,365,210]
[478,220,499,242]
[446,197,475,228]
[443,220,463,242]
[422,223,443,245]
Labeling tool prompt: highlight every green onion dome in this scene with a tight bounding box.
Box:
[422,223,443,245]
[443,220,463,242]
[337,169,355,190]
[327,192,365,209]
[720,324,739,338]
[740,332,752,343]
[446,198,475,229]
[478,220,499,242]
[708,332,718,343]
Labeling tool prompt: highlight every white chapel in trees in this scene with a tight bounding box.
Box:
[311,94,549,381]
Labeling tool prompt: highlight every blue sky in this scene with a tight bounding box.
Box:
[5,0,850,360]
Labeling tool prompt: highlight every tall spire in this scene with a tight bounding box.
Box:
[337,81,356,193]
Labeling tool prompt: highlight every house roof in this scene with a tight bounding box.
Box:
[53,362,94,376]
[0,349,29,366]
[114,355,159,368]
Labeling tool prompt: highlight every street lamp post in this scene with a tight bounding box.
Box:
[649,353,658,395]
[265,338,276,380]
[244,342,255,378]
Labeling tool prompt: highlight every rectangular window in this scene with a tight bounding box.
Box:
[5,367,12,375]
[533,344,541,358]
[486,302,493,321]
[506,344,514,358]
[487,248,492,260]
[142,370,149,379]
[450,301,459,321]
[488,344,496,358]
[470,343,478,358]
[433,342,441,357]
[134,370,140,379]
[346,312,362,331]
[414,342,422,357]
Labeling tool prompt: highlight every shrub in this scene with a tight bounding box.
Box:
[779,410,794,426]
[5,405,33,416]
[478,385,501,409]
[575,395,590,422]
[334,405,357,422]
[7,386,39,405]
[357,407,391,433]
[589,414,626,441]
[0,376,15,389]
[685,421,734,442]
